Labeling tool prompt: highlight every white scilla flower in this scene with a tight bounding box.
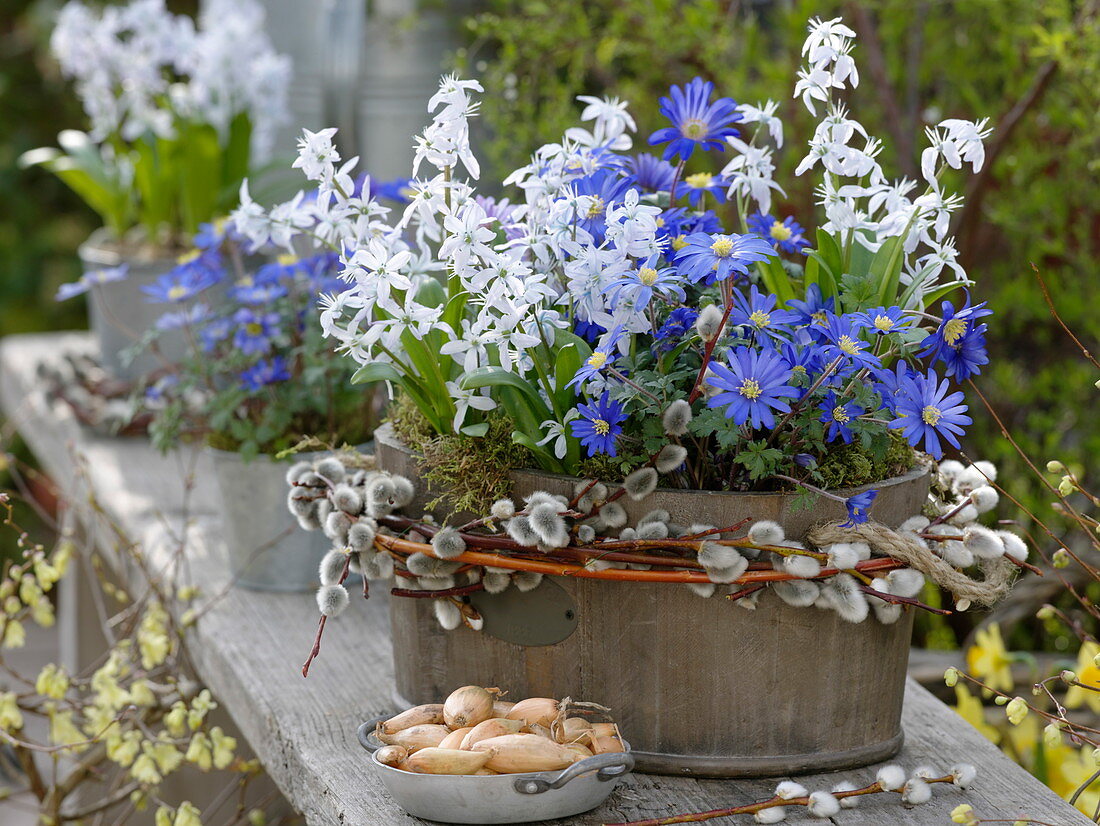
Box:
[997,531,1028,562]
[807,791,840,817]
[686,582,716,599]
[319,550,348,586]
[317,584,349,617]
[490,499,516,520]
[901,778,932,805]
[963,525,1004,559]
[824,573,868,623]
[662,400,693,437]
[775,781,807,800]
[513,571,543,592]
[431,528,467,560]
[774,580,819,607]
[754,807,786,824]
[969,485,999,513]
[748,520,784,546]
[623,467,659,501]
[783,554,822,579]
[876,764,906,791]
[655,444,688,474]
[951,763,977,788]
[433,599,462,630]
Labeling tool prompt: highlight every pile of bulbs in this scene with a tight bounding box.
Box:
[373,685,625,775]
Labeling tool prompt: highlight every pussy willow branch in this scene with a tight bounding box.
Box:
[302,554,352,677]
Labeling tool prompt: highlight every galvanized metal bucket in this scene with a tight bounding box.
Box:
[356,715,633,824]
[208,446,334,592]
[376,423,927,778]
[78,231,189,383]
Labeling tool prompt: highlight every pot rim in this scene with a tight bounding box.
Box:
[373,421,929,499]
[78,227,183,268]
[204,442,374,464]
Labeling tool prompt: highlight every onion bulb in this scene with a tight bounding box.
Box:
[380,704,445,735]
[443,686,496,730]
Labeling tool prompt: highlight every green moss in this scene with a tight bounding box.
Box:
[816,432,917,490]
[389,395,531,518]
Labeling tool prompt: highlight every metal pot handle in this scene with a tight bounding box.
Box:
[357,716,390,754]
[513,752,635,795]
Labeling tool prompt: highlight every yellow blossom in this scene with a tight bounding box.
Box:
[19,575,40,607]
[107,730,143,767]
[129,680,156,707]
[951,803,978,825]
[210,726,236,769]
[165,701,188,738]
[1006,696,1029,725]
[188,689,217,730]
[248,810,267,826]
[32,597,55,628]
[3,618,26,648]
[131,752,162,785]
[966,623,1014,694]
[3,595,20,615]
[175,801,202,826]
[90,667,129,712]
[47,703,87,751]
[33,556,60,589]
[155,806,174,826]
[1065,641,1100,713]
[185,731,212,771]
[147,737,184,774]
[35,664,70,700]
[953,684,1001,744]
[0,691,23,731]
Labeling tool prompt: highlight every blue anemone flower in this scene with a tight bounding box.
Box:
[859,306,911,335]
[240,357,291,391]
[680,172,729,208]
[605,254,686,312]
[871,361,915,413]
[729,285,800,342]
[571,168,636,242]
[232,308,281,355]
[747,213,811,255]
[570,391,627,457]
[820,315,881,371]
[648,77,742,162]
[141,265,221,304]
[675,232,775,285]
[705,346,800,430]
[918,293,993,365]
[56,265,130,301]
[818,390,863,444]
[842,490,879,527]
[888,368,972,459]
[941,322,989,382]
[654,307,700,351]
[155,303,211,331]
[375,177,416,203]
[572,317,606,345]
[786,283,835,328]
[568,326,625,392]
[628,154,677,192]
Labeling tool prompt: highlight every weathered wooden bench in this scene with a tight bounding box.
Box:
[1,332,1089,826]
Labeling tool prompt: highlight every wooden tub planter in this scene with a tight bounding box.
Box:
[376,423,929,778]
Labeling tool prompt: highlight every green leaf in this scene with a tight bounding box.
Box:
[178,122,222,233]
[220,111,253,198]
[460,423,490,437]
[460,367,552,421]
[869,235,906,306]
[511,430,565,473]
[351,362,404,385]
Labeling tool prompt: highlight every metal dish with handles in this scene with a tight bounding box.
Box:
[357,715,634,824]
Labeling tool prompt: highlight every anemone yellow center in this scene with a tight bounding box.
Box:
[711,236,734,258]
[592,418,610,436]
[681,118,708,140]
[922,405,943,426]
[246,322,264,336]
[587,352,608,369]
[811,310,828,325]
[838,335,862,355]
[638,267,659,286]
[177,249,200,265]
[671,235,688,251]
[238,274,254,287]
[832,406,850,423]
[791,365,807,378]
[770,221,792,241]
[277,253,299,266]
[738,378,762,400]
[874,314,895,331]
[943,318,968,345]
[167,285,188,301]
[586,197,605,219]
[685,172,714,189]
[655,216,665,228]
[749,310,771,328]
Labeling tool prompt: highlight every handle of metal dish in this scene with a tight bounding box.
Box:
[357,716,389,754]
[513,752,635,795]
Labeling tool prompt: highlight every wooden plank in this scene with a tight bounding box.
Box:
[0,332,1091,826]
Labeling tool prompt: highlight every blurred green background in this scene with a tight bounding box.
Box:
[1,0,1098,650]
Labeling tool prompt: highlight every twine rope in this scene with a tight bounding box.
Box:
[808,521,1016,606]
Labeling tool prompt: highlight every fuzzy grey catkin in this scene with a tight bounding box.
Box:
[431,527,467,560]
[963,525,1005,559]
[654,443,688,474]
[638,508,670,526]
[299,471,324,488]
[873,601,903,624]
[623,467,658,501]
[433,599,462,630]
[481,572,512,594]
[748,520,784,546]
[361,552,393,580]
[823,574,868,623]
[297,513,322,532]
[524,491,568,509]
[512,571,543,592]
[405,553,461,577]
[366,476,396,506]
[316,498,333,524]
[417,575,456,591]
[576,524,596,544]
[315,457,346,483]
[735,587,763,610]
[316,584,349,617]
[704,556,748,584]
[347,521,377,553]
[506,515,542,547]
[782,553,822,579]
[332,484,362,515]
[287,490,316,519]
[285,461,313,486]
[698,541,742,570]
[490,498,515,520]
[319,550,348,586]
[636,521,669,540]
[773,580,819,607]
[686,582,716,599]
[997,530,1028,561]
[528,502,570,548]
[597,502,628,529]
[694,303,724,341]
[391,475,415,508]
[661,400,693,437]
[885,568,925,598]
[324,511,353,544]
[826,543,859,570]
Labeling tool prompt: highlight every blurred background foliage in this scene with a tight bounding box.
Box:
[456,0,1100,650]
